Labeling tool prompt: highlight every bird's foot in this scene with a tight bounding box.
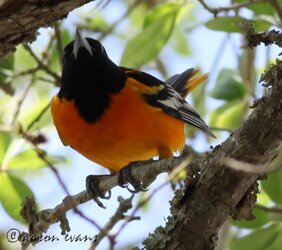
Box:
[118,162,148,193]
[86,175,112,208]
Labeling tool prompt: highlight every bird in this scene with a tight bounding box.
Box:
[51,30,215,206]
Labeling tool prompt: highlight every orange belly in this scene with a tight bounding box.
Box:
[51,84,185,172]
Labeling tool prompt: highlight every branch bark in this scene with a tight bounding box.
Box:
[0,0,94,57]
[144,53,282,249]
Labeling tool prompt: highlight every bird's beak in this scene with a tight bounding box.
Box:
[73,29,93,59]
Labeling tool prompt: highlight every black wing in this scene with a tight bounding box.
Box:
[120,67,215,138]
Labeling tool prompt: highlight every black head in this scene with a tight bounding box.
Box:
[59,30,126,122]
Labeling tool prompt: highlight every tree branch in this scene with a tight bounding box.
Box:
[143,33,282,250]
[0,0,95,57]
[20,148,201,248]
[197,0,270,16]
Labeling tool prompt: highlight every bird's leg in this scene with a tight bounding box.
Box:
[86,174,112,208]
[118,161,151,193]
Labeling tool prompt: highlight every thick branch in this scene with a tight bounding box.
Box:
[144,59,282,250]
[0,0,94,57]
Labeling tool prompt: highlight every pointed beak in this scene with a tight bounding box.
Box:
[73,29,93,59]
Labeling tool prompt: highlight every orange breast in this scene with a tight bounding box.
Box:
[51,83,185,172]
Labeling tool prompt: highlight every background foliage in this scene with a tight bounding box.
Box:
[0,0,282,249]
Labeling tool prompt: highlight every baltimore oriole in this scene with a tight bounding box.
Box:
[51,30,214,205]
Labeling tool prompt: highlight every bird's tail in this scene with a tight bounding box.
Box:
[165,68,208,98]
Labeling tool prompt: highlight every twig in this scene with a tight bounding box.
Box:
[20,147,200,248]
[97,0,142,41]
[270,0,282,22]
[255,204,282,213]
[23,44,61,83]
[112,159,192,243]
[198,0,270,16]
[26,102,50,132]
[155,57,168,79]
[11,78,34,125]
[209,126,234,133]
[89,196,135,250]
[210,35,229,74]
[0,81,15,95]
[19,126,70,196]
[240,26,282,48]
[73,207,103,232]
[54,22,63,67]
[221,157,272,173]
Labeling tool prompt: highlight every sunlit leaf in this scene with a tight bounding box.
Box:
[17,98,51,131]
[232,207,268,229]
[0,132,10,164]
[0,53,15,81]
[144,2,182,28]
[14,45,37,72]
[232,0,274,15]
[210,68,247,100]
[0,172,33,223]
[50,28,71,73]
[8,149,66,170]
[8,149,46,169]
[230,224,282,250]
[121,3,181,68]
[208,102,236,127]
[129,3,147,27]
[171,27,191,55]
[262,166,282,205]
[85,15,110,32]
[216,101,247,129]
[205,16,273,33]
[191,79,206,116]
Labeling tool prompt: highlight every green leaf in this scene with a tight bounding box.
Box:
[269,226,282,250]
[14,45,37,72]
[210,69,247,100]
[121,3,181,68]
[216,101,246,129]
[232,0,274,16]
[0,172,33,223]
[205,16,272,33]
[247,4,274,16]
[8,149,46,170]
[230,224,282,250]
[144,2,182,28]
[262,166,282,204]
[85,15,110,32]
[18,98,51,131]
[191,79,206,116]
[232,207,268,229]
[0,53,14,81]
[8,149,66,170]
[171,27,191,55]
[0,53,14,70]
[0,132,10,164]
[251,18,274,31]
[50,28,71,73]
[208,102,236,127]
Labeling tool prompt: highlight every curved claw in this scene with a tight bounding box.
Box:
[118,164,148,193]
[103,190,112,200]
[126,185,148,193]
[86,174,112,208]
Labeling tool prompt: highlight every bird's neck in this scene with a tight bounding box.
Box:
[59,63,126,123]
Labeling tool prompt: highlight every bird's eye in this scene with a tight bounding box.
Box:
[98,44,105,52]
